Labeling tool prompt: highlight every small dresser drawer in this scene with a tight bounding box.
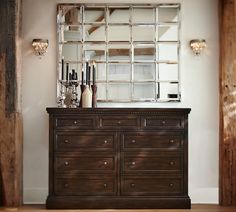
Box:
[55,132,115,151]
[122,153,182,173]
[121,176,183,195]
[142,116,183,129]
[55,116,95,129]
[55,156,115,173]
[122,132,183,150]
[55,176,116,196]
[99,116,139,129]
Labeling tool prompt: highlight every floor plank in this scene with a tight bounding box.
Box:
[1,205,236,212]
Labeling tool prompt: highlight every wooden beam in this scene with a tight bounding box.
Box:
[219,0,236,206]
[0,0,23,207]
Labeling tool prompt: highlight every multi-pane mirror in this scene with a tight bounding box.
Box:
[57,4,181,102]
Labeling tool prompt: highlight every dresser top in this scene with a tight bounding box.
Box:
[46,107,191,115]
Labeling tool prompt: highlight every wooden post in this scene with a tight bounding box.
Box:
[0,0,23,207]
[219,0,236,206]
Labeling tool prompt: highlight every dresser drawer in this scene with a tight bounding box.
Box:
[55,176,116,196]
[141,116,183,129]
[55,155,115,173]
[121,176,183,195]
[122,132,183,150]
[55,116,95,129]
[99,116,139,129]
[55,132,115,151]
[121,153,182,173]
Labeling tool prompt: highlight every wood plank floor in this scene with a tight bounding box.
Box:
[1,205,236,212]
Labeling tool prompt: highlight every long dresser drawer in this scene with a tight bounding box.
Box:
[55,154,116,173]
[121,132,183,151]
[141,116,184,129]
[55,132,116,151]
[55,176,116,196]
[121,152,182,173]
[121,175,183,196]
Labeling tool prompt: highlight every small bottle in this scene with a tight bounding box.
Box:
[82,85,92,108]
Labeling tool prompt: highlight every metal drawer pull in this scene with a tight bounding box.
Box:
[73,120,79,125]
[131,140,136,144]
[169,183,174,187]
[169,139,174,143]
[117,121,121,125]
[130,183,135,188]
[103,183,107,188]
[169,161,175,166]
[103,161,108,165]
[64,139,69,143]
[104,140,108,144]
[130,161,136,166]
[64,161,69,166]
[64,183,69,188]
[162,120,166,125]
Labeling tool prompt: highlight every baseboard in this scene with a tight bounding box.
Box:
[190,187,219,204]
[23,188,48,204]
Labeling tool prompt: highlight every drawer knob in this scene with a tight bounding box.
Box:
[169,139,174,143]
[117,121,121,125]
[64,183,69,188]
[64,139,69,143]
[73,120,78,125]
[130,183,135,188]
[64,161,69,166]
[169,161,175,166]
[131,140,136,144]
[104,161,108,165]
[103,183,107,188]
[162,120,166,125]
[130,161,136,166]
[169,183,174,187]
[104,140,108,144]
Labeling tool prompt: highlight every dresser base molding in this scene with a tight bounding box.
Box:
[46,196,191,209]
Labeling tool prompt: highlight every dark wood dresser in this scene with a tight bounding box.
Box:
[46,108,191,209]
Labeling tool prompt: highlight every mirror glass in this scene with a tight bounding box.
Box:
[57,4,181,102]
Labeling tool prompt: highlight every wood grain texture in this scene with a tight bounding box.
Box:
[0,0,23,207]
[219,0,236,206]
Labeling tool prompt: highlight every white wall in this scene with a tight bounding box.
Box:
[22,0,219,204]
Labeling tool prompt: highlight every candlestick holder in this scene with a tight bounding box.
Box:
[91,84,97,108]
[79,84,86,107]
[69,80,79,108]
[58,80,70,108]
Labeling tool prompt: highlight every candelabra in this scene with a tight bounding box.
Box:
[69,80,79,108]
[58,80,69,108]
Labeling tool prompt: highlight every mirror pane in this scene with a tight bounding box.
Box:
[159,63,178,81]
[133,26,155,42]
[96,63,106,81]
[158,25,178,41]
[108,44,130,61]
[63,26,82,42]
[134,44,155,61]
[159,82,179,100]
[84,24,106,41]
[133,83,156,99]
[108,83,130,100]
[158,7,179,22]
[108,63,131,81]
[108,7,130,23]
[108,26,130,41]
[97,83,107,100]
[62,7,81,24]
[84,44,106,61]
[84,7,105,23]
[62,44,82,61]
[132,8,155,23]
[158,43,178,62]
[134,63,155,81]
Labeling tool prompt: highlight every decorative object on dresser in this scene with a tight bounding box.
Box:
[46,108,191,209]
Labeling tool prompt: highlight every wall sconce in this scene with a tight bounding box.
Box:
[189,39,206,55]
[32,39,49,56]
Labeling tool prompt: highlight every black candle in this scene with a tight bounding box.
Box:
[75,72,78,80]
[92,61,96,85]
[82,71,84,85]
[86,62,89,85]
[66,63,69,81]
[72,69,75,80]
[69,73,72,81]
[88,65,91,86]
[61,57,64,80]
